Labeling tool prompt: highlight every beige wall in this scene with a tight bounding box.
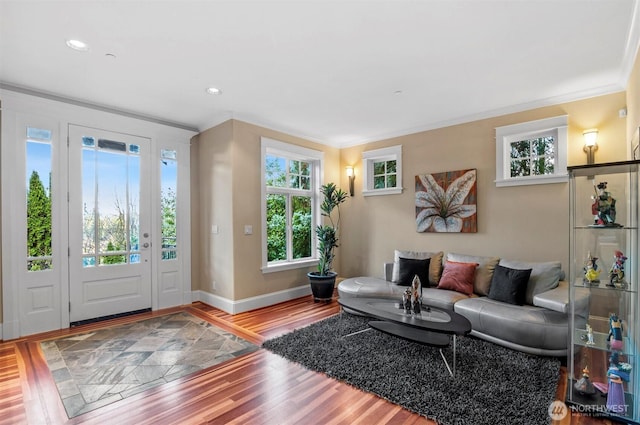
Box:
[338,92,628,279]
[191,121,235,299]
[191,120,340,301]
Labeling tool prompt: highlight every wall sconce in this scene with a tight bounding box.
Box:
[346,166,355,196]
[583,129,598,165]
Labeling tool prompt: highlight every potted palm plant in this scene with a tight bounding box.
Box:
[308,182,348,302]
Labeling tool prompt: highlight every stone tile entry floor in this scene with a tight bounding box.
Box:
[40,311,258,418]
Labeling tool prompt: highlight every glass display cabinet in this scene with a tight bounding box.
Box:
[567,160,640,423]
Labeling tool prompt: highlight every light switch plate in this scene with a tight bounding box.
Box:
[244,225,253,235]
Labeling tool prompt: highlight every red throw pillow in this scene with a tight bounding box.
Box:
[437,261,478,295]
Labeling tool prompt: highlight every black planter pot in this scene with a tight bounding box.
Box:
[307,271,337,302]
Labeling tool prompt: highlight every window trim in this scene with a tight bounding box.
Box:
[362,145,403,196]
[260,137,323,273]
[495,115,568,187]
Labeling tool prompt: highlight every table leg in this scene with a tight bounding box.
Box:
[439,349,453,377]
[453,334,457,377]
[438,335,457,378]
[342,327,373,339]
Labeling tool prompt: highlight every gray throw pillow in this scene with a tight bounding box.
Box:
[498,259,562,305]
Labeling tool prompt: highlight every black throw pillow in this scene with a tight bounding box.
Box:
[487,264,532,305]
[398,257,430,287]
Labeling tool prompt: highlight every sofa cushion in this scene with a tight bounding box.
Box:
[454,297,569,352]
[487,264,531,305]
[422,287,472,311]
[392,250,443,286]
[338,276,405,299]
[447,253,500,296]
[437,261,477,295]
[397,257,430,286]
[499,259,562,305]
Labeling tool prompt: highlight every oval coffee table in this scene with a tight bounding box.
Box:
[338,297,472,377]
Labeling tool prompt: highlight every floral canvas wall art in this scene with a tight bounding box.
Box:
[415,169,477,233]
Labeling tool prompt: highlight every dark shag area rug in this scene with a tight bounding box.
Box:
[262,314,560,425]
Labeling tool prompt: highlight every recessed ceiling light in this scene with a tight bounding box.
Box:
[206,87,222,95]
[66,39,90,52]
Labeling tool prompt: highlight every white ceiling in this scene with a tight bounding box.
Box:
[1,1,639,146]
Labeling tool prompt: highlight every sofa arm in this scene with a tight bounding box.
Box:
[533,281,590,317]
[384,263,393,282]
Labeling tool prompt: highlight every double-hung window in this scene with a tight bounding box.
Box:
[261,138,322,272]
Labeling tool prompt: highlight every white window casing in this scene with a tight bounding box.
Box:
[495,115,568,187]
[260,137,323,273]
[362,145,403,196]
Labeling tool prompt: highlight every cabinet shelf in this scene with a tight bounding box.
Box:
[566,382,635,423]
[572,279,638,294]
[574,226,638,230]
[574,329,635,355]
[568,160,640,424]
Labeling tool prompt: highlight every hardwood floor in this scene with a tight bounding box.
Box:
[0,296,617,425]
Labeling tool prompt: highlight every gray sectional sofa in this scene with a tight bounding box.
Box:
[337,250,591,356]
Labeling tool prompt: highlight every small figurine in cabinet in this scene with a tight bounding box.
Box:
[608,313,624,351]
[585,324,595,345]
[591,181,617,226]
[606,352,632,415]
[608,250,627,287]
[574,366,596,396]
[583,252,601,285]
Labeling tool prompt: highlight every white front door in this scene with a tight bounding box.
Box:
[68,125,152,323]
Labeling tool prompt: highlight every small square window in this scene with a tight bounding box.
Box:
[495,116,568,187]
[362,145,403,196]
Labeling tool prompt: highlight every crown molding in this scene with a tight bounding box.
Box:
[336,83,626,148]
[619,0,640,86]
[0,82,200,133]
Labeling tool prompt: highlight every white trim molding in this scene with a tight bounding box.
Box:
[193,284,312,314]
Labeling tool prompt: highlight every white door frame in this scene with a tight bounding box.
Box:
[1,89,195,339]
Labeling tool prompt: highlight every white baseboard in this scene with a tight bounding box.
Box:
[193,284,312,314]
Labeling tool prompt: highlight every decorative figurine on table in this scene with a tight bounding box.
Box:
[403,288,412,313]
[411,275,422,314]
[608,250,627,288]
[608,313,624,351]
[574,366,596,396]
[607,352,632,415]
[591,182,620,226]
[583,252,601,285]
